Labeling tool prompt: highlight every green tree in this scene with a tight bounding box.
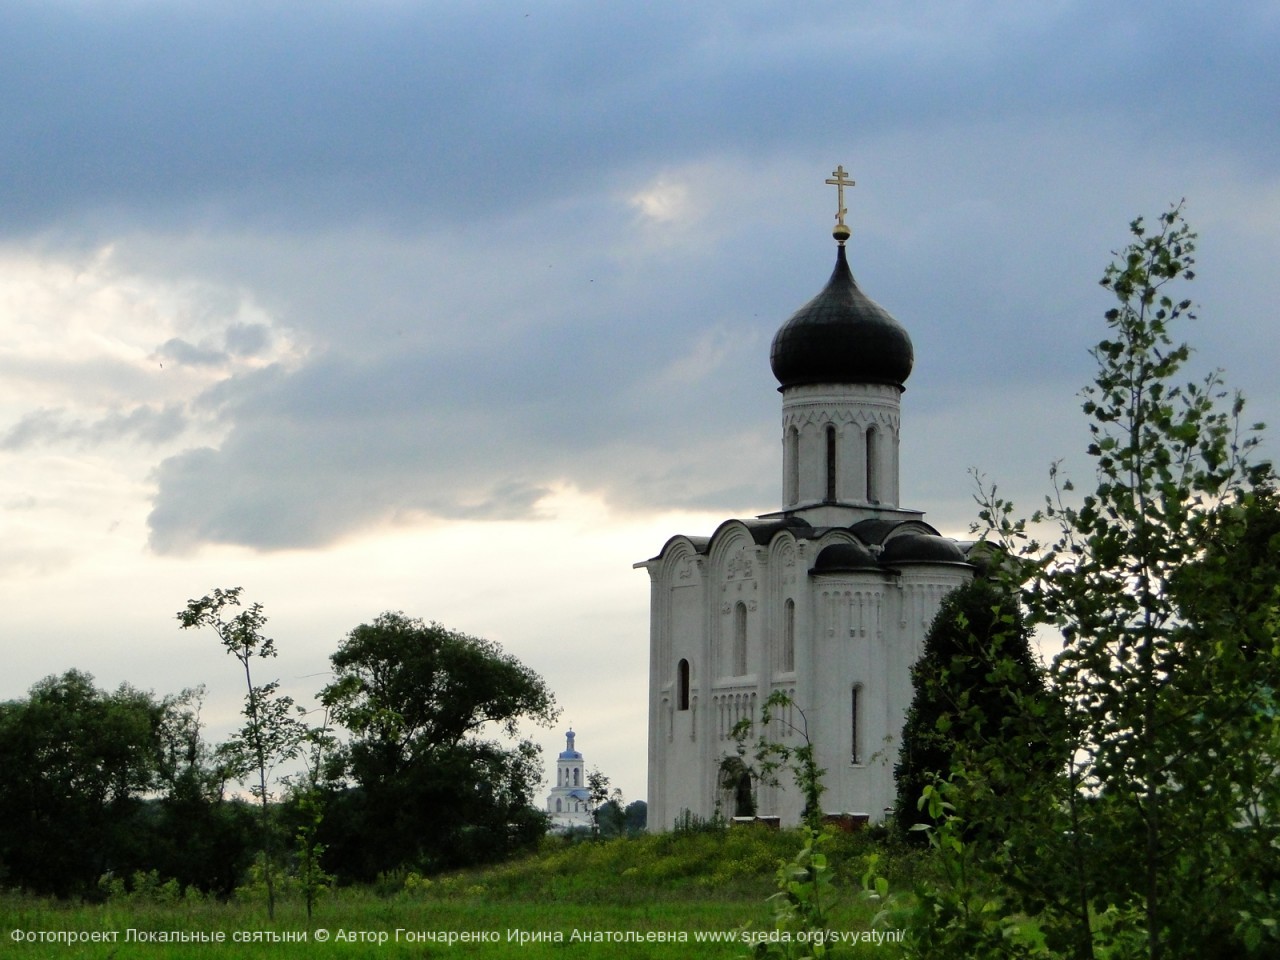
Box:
[282,704,337,921]
[732,692,839,960]
[319,612,557,875]
[586,768,631,838]
[892,576,1056,839]
[153,686,230,802]
[585,767,611,837]
[178,587,305,920]
[974,204,1279,958]
[732,691,825,830]
[623,799,648,834]
[147,685,255,897]
[0,671,165,896]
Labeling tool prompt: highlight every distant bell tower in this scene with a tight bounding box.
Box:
[546,729,591,830]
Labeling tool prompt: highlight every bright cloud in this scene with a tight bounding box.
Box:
[630,178,692,223]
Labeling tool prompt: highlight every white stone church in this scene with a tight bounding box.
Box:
[545,729,593,831]
[638,170,974,829]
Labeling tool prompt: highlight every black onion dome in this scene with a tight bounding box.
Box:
[880,533,968,566]
[811,541,879,573]
[770,244,913,389]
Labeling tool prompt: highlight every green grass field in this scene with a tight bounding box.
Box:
[1,827,918,958]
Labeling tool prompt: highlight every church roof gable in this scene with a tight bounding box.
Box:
[708,516,814,548]
[648,515,971,572]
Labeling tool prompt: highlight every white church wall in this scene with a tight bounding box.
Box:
[767,535,800,679]
[644,210,976,830]
[644,518,974,828]
[809,575,886,818]
[650,540,710,831]
[781,383,902,509]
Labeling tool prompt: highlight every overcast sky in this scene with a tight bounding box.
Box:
[2,1,1277,805]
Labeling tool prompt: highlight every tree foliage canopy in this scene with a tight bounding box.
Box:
[0,606,565,897]
[322,612,557,772]
[969,204,1280,959]
[0,671,255,898]
[893,577,1056,839]
[178,587,307,919]
[0,671,163,895]
[319,613,558,876]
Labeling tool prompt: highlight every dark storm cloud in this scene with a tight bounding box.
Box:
[141,150,1280,553]
[1,2,1276,236]
[144,306,779,553]
[5,1,1278,553]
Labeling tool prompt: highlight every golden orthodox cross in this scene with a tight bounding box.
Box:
[825,164,855,229]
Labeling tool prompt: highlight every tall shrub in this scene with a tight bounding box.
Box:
[975,204,1279,958]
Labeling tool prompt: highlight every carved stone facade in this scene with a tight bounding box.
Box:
[639,224,973,829]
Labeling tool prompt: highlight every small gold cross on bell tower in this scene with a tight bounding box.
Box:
[825,164,855,244]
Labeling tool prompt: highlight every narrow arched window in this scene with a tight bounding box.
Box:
[851,684,863,764]
[734,602,748,676]
[782,599,796,673]
[825,424,837,501]
[865,427,878,503]
[677,658,690,711]
[555,799,562,813]
[785,425,800,505]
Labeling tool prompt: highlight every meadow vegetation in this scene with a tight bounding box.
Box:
[1,825,922,958]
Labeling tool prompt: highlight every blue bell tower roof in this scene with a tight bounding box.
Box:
[558,728,582,760]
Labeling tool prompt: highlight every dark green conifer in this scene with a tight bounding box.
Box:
[892,576,1054,839]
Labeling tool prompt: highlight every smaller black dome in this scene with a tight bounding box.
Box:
[770,244,913,389]
[880,534,968,566]
[812,541,879,573]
